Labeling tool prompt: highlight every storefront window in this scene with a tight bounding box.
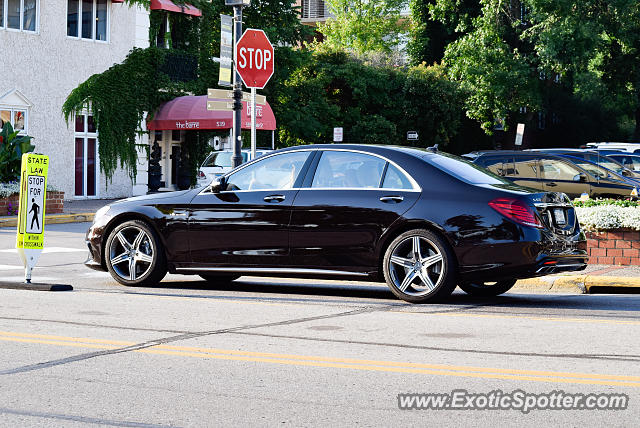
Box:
[68,0,108,41]
[0,108,28,134]
[74,113,98,197]
[7,0,20,29]
[1,0,39,32]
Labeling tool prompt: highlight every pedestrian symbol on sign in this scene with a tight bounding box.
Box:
[29,198,40,231]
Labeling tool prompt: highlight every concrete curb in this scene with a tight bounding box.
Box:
[0,213,94,228]
[0,282,73,291]
[515,275,640,294]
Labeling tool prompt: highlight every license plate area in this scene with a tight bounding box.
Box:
[553,208,566,225]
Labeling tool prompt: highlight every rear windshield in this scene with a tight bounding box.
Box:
[425,153,512,185]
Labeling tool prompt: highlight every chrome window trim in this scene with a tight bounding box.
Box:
[197,147,422,196]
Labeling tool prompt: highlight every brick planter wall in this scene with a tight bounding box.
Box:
[0,191,65,216]
[586,230,640,266]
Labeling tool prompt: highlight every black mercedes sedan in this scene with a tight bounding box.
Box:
[86,144,588,303]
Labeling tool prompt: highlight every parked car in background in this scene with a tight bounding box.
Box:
[197,149,272,187]
[585,142,640,153]
[86,145,587,303]
[464,150,640,199]
[526,148,639,178]
[606,153,640,172]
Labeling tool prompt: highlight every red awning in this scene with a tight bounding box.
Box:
[147,95,277,131]
[150,0,202,17]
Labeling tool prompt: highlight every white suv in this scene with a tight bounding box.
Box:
[196,149,271,187]
[585,142,640,153]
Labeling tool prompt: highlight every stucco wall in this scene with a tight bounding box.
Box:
[0,2,149,199]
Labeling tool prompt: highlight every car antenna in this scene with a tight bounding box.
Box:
[427,144,438,153]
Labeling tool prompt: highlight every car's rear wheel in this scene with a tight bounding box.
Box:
[383,229,457,303]
[198,274,240,284]
[458,279,517,296]
[105,220,167,286]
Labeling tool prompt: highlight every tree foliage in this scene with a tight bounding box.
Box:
[317,0,409,55]
[430,0,640,141]
[278,47,463,148]
[0,123,35,182]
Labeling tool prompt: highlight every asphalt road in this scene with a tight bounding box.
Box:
[0,223,639,426]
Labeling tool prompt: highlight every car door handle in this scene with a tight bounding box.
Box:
[264,195,285,203]
[380,195,404,203]
[546,182,557,187]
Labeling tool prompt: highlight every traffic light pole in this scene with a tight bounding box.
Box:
[231,5,244,168]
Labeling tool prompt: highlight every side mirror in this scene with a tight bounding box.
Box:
[573,173,587,182]
[208,176,227,193]
[622,168,633,177]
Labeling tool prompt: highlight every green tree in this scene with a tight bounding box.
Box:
[523,0,640,141]
[278,47,463,148]
[317,0,410,55]
[432,0,639,142]
[408,0,481,65]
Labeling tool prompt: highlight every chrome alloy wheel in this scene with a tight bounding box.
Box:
[388,236,444,296]
[108,225,155,281]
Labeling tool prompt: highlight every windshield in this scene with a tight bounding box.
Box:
[425,153,512,185]
[204,152,249,168]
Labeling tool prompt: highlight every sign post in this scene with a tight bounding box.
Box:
[515,123,525,147]
[16,153,49,284]
[218,14,233,87]
[333,127,343,142]
[235,28,274,159]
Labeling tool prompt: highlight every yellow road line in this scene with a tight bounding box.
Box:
[391,311,640,326]
[1,331,639,387]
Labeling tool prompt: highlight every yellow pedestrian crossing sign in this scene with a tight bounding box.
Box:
[16,153,49,283]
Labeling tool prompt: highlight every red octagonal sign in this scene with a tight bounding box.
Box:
[235,29,274,89]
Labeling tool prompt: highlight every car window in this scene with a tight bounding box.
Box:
[565,159,613,179]
[614,156,640,171]
[477,157,505,176]
[204,152,248,168]
[428,153,509,185]
[538,159,581,180]
[311,151,386,189]
[510,156,538,178]
[382,164,414,189]
[225,151,310,191]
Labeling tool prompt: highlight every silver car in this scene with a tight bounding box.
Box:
[196,149,271,187]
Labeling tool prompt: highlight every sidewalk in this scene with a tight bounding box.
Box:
[0,197,637,293]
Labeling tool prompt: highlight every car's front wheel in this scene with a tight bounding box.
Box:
[383,229,457,303]
[105,220,167,286]
[458,279,517,296]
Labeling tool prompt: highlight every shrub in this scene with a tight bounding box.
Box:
[0,122,35,182]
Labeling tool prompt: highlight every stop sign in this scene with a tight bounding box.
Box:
[235,29,274,89]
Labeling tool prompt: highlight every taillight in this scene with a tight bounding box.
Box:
[489,198,543,228]
[197,170,206,178]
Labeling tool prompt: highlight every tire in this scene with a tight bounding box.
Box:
[198,274,240,284]
[458,279,517,296]
[105,220,167,286]
[382,229,457,303]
